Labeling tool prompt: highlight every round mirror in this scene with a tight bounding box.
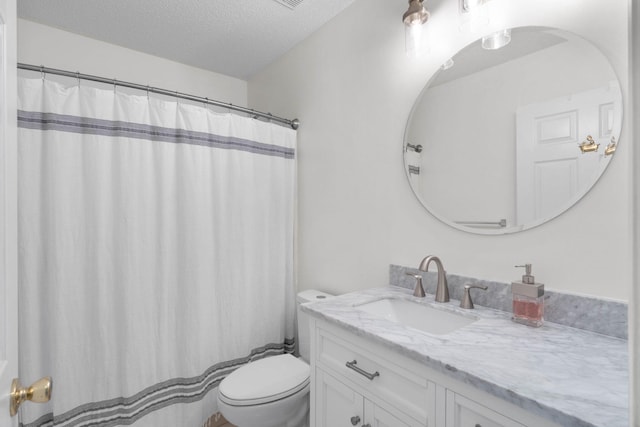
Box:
[404,26,622,234]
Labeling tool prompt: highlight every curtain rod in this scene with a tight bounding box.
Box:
[18,63,300,130]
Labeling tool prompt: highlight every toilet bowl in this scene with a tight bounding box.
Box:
[216,290,333,427]
[217,354,310,427]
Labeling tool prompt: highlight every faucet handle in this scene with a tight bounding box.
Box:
[406,273,426,298]
[460,283,488,309]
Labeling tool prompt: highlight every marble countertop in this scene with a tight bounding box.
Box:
[302,286,628,427]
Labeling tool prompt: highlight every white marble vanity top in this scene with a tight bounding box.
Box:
[302,286,628,427]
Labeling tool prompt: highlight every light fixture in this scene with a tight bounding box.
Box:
[460,0,485,13]
[481,28,512,50]
[403,0,429,25]
[458,0,489,32]
[403,0,430,58]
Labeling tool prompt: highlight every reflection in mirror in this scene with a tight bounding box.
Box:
[404,26,622,235]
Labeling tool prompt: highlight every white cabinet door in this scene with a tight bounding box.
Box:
[315,369,364,427]
[0,0,18,425]
[364,399,424,427]
[446,391,525,427]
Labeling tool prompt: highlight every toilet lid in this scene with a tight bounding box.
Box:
[218,354,310,406]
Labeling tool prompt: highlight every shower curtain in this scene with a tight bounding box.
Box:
[17,77,296,427]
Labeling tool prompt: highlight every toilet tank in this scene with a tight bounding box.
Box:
[296,290,333,362]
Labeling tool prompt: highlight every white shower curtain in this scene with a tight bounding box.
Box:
[17,77,296,427]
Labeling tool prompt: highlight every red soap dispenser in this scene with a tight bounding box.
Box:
[511,264,544,327]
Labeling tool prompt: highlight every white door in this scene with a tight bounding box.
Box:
[0,0,19,425]
[515,83,621,225]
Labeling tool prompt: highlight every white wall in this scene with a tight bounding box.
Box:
[630,0,639,421]
[17,4,631,301]
[17,19,247,108]
[249,0,631,301]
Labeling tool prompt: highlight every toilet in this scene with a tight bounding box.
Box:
[217,290,333,427]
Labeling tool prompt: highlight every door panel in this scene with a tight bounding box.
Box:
[0,0,18,425]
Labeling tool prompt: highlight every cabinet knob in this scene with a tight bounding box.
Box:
[475,424,482,427]
[350,415,361,425]
[363,424,371,427]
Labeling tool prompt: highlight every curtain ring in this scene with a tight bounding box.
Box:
[40,65,45,81]
[204,97,208,108]
[146,85,150,100]
[113,79,117,93]
[76,71,81,87]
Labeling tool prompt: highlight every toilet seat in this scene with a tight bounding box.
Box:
[219,354,310,407]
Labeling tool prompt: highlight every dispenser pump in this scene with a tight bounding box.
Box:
[516,264,535,284]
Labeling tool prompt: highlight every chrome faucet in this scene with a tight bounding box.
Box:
[418,255,449,302]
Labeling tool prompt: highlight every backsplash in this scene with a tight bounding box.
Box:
[390,264,628,339]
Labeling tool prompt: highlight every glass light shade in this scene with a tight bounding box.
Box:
[403,0,429,58]
[463,0,484,12]
[482,29,512,50]
[458,0,489,33]
[405,23,424,58]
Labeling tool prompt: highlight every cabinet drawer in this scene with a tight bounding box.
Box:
[315,326,434,424]
[446,391,526,427]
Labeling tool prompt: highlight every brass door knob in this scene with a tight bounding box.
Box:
[10,376,53,417]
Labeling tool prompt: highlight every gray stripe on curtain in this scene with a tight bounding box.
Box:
[19,339,295,427]
[17,110,296,159]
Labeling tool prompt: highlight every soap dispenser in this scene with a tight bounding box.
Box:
[511,264,544,327]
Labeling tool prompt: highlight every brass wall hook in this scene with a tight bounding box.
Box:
[605,136,617,156]
[578,135,599,153]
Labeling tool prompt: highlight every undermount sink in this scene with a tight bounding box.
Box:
[355,298,477,335]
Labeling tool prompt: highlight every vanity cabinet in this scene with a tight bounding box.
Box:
[309,319,559,427]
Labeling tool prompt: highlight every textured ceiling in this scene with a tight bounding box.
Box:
[18,0,357,80]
